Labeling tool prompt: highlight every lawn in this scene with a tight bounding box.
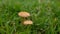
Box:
[0,0,60,34]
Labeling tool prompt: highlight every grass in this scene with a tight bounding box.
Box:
[0,0,60,34]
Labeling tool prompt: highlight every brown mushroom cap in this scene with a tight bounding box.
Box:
[18,11,30,17]
[23,20,33,25]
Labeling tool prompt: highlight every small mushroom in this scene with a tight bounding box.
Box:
[18,11,30,17]
[18,11,31,24]
[23,20,33,25]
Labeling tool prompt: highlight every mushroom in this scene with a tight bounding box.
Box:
[18,11,31,24]
[23,20,33,25]
[18,11,30,17]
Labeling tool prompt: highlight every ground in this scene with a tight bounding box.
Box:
[0,0,60,34]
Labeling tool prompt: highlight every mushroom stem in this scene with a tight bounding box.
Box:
[23,17,26,21]
[21,17,26,25]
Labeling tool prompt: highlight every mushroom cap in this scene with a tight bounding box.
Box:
[18,11,30,17]
[23,20,33,25]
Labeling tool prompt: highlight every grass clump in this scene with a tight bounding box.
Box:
[0,0,60,34]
